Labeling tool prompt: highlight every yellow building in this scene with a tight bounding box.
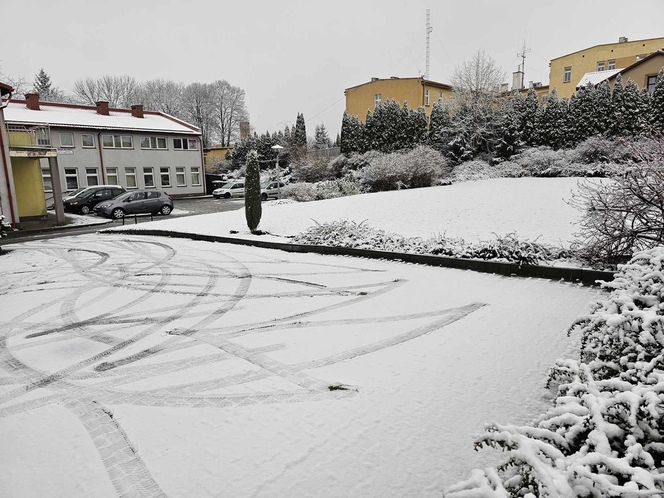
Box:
[204,145,234,173]
[549,36,664,98]
[345,77,454,122]
[605,50,664,94]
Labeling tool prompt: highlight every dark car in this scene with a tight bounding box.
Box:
[63,185,126,214]
[94,190,173,219]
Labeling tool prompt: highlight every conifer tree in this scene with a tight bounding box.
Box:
[410,107,429,147]
[622,79,649,136]
[33,68,52,96]
[428,100,452,144]
[314,123,330,149]
[339,112,363,154]
[592,81,612,136]
[518,89,539,146]
[244,150,262,233]
[493,101,523,159]
[292,113,307,158]
[608,75,625,136]
[536,91,568,149]
[649,69,664,132]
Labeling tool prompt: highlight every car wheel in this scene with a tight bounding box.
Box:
[80,205,90,215]
[224,192,231,199]
[160,205,172,215]
[261,193,268,201]
[111,208,125,219]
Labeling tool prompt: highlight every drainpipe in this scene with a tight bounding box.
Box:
[97,131,106,184]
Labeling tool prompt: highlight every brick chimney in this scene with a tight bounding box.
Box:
[25,93,40,110]
[130,104,144,118]
[96,101,109,116]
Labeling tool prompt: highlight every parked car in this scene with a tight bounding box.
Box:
[63,185,126,214]
[94,190,173,219]
[212,179,245,199]
[260,180,287,200]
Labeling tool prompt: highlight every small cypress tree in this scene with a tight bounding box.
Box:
[244,150,262,233]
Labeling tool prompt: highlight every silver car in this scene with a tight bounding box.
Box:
[212,179,245,199]
[94,190,173,219]
[260,180,287,200]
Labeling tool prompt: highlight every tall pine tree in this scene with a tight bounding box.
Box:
[292,113,307,158]
[649,69,664,132]
[339,112,363,154]
[33,68,52,96]
[622,79,649,136]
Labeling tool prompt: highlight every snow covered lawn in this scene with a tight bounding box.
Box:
[109,178,590,245]
[0,234,599,497]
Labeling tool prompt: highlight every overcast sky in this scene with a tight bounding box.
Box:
[1,0,662,136]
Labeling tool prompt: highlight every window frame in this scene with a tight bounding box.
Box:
[141,136,168,150]
[596,61,605,72]
[125,167,137,189]
[81,134,95,148]
[106,167,118,185]
[176,167,187,187]
[424,89,430,106]
[60,132,75,148]
[374,93,381,108]
[607,59,616,70]
[191,167,201,186]
[160,166,171,187]
[41,166,53,193]
[647,74,658,95]
[143,167,155,188]
[86,168,99,186]
[64,168,79,190]
[563,66,572,83]
[102,134,134,149]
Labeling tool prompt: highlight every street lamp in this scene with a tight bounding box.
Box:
[271,144,284,199]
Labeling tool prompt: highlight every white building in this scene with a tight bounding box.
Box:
[4,95,205,201]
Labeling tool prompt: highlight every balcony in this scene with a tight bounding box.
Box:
[7,124,57,158]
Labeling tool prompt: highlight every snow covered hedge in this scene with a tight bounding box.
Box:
[446,247,664,497]
[292,220,568,265]
[283,178,362,202]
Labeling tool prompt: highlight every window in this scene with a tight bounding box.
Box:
[36,129,50,146]
[563,67,572,83]
[65,168,79,190]
[439,91,444,101]
[60,132,74,148]
[160,167,171,187]
[125,167,137,188]
[647,75,658,95]
[173,138,198,150]
[86,168,99,186]
[106,167,118,185]
[41,167,53,192]
[81,134,95,148]
[102,135,133,148]
[191,167,201,186]
[596,61,605,72]
[141,136,167,149]
[374,94,381,108]
[143,167,155,187]
[176,167,186,187]
[147,191,161,199]
[608,59,616,70]
[424,89,430,106]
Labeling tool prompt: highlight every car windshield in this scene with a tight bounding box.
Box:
[221,182,235,189]
[68,188,89,197]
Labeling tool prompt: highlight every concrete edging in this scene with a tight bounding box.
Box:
[103,228,615,287]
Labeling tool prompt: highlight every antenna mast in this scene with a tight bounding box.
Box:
[425,9,432,79]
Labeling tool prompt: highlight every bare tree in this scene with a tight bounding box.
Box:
[182,82,215,147]
[451,50,505,97]
[211,80,249,146]
[0,64,29,97]
[138,79,185,116]
[572,138,664,264]
[72,75,139,107]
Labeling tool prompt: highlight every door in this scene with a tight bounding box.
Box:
[144,191,162,212]
[124,192,146,214]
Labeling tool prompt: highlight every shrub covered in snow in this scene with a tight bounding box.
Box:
[283,177,363,202]
[292,221,568,265]
[359,146,448,192]
[570,136,636,165]
[446,247,664,497]
[290,157,333,183]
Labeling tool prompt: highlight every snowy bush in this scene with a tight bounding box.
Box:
[291,157,333,183]
[571,136,635,165]
[283,178,363,203]
[450,160,499,182]
[572,156,664,265]
[292,221,567,265]
[446,247,664,498]
[358,146,447,192]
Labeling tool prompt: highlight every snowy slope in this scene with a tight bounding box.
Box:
[0,234,599,497]
[111,178,590,245]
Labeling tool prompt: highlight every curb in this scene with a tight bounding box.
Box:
[103,228,615,287]
[6,219,114,238]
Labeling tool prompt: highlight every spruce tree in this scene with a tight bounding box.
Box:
[622,79,648,136]
[649,69,664,132]
[340,112,363,154]
[411,107,429,147]
[519,89,539,146]
[493,101,523,159]
[244,150,262,233]
[428,100,451,143]
[33,68,52,96]
[292,113,307,158]
[314,124,330,149]
[592,81,612,135]
[608,75,625,136]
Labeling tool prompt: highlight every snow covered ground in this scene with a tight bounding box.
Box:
[0,233,599,497]
[110,178,590,245]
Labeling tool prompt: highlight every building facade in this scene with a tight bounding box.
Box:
[4,95,205,219]
[345,77,454,122]
[549,36,664,98]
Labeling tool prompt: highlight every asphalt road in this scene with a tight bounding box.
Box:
[1,196,244,246]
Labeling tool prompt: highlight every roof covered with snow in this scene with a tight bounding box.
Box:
[3,101,200,135]
[576,69,622,88]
